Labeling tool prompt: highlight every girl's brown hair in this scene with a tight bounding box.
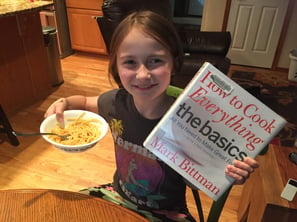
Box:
[108,10,184,87]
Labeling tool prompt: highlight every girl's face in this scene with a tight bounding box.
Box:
[116,28,173,104]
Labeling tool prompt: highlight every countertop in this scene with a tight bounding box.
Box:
[0,0,53,17]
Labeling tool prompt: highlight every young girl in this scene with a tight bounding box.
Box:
[45,11,259,222]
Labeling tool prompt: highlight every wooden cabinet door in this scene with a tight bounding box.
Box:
[67,8,107,54]
[0,16,34,114]
[17,11,52,97]
[0,11,52,115]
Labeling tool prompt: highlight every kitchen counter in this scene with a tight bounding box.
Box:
[0,0,53,16]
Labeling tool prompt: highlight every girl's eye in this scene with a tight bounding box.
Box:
[123,59,136,65]
[122,59,138,69]
[147,58,164,68]
[149,58,162,64]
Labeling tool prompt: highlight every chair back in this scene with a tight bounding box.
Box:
[0,105,19,146]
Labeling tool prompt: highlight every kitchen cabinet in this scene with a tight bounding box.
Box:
[66,0,107,54]
[0,11,52,115]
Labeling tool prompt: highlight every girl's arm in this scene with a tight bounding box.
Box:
[44,95,99,124]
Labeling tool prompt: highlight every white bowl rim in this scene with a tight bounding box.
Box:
[40,110,109,149]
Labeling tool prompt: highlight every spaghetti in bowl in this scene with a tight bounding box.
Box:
[40,110,108,153]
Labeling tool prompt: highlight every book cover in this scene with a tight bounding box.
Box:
[143,62,287,201]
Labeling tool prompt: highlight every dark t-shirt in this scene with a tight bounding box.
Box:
[98,88,187,210]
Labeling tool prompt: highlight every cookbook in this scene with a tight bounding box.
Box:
[143,62,287,200]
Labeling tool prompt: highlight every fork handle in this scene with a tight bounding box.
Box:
[12,131,55,137]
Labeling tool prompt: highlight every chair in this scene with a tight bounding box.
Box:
[171,31,231,88]
[166,85,232,221]
[192,186,232,222]
[0,105,19,146]
[96,0,231,88]
[166,84,269,221]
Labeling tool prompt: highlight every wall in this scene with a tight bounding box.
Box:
[200,0,226,31]
[202,0,297,69]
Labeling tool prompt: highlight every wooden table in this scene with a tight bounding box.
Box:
[238,145,297,222]
[0,189,149,222]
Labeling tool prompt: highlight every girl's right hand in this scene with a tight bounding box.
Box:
[44,98,68,125]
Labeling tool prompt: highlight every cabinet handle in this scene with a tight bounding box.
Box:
[92,16,103,19]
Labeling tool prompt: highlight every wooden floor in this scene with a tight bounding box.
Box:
[0,52,288,221]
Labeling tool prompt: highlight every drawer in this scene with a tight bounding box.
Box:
[65,0,102,10]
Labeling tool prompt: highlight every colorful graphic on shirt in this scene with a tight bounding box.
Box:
[110,118,123,137]
[115,144,164,193]
[124,158,149,195]
[115,144,166,208]
[109,117,166,208]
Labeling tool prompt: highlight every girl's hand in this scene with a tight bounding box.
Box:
[225,157,259,185]
[44,98,68,124]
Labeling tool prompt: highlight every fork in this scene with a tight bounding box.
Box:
[12,131,70,140]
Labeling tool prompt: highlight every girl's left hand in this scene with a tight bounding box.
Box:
[225,157,259,185]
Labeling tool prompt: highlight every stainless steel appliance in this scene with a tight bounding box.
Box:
[40,0,73,58]
[43,26,64,86]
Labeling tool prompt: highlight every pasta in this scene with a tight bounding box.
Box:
[48,112,102,145]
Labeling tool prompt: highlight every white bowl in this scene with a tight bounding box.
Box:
[40,110,108,153]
